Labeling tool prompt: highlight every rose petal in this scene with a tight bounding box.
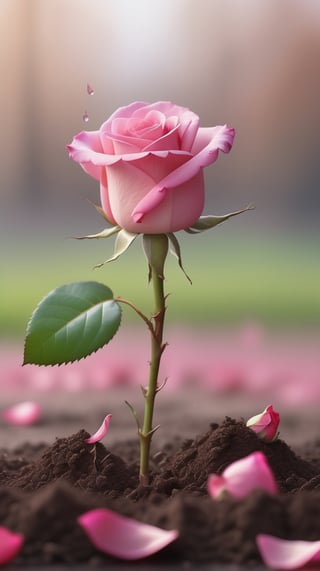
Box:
[208,451,278,499]
[85,414,112,444]
[2,401,41,426]
[246,405,280,442]
[78,508,179,560]
[131,124,234,223]
[0,526,24,564]
[257,534,320,569]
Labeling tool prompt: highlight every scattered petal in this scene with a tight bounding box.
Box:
[208,451,278,499]
[246,405,280,442]
[257,534,320,569]
[2,401,41,426]
[78,508,179,560]
[85,414,112,444]
[0,526,24,564]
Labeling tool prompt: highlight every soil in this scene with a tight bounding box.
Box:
[0,413,320,567]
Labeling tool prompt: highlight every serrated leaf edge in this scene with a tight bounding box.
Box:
[23,282,122,366]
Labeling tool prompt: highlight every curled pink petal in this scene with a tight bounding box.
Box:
[246,405,280,442]
[85,414,112,444]
[257,534,320,569]
[131,124,234,223]
[208,451,278,499]
[0,526,24,564]
[2,401,41,426]
[78,508,179,560]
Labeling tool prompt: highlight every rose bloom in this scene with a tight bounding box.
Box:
[67,101,235,234]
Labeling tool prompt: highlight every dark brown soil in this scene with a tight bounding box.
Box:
[0,417,319,566]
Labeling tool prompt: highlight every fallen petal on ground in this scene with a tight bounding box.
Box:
[257,534,320,569]
[2,401,41,425]
[85,414,112,444]
[0,526,24,564]
[208,451,278,499]
[246,404,280,442]
[78,508,179,560]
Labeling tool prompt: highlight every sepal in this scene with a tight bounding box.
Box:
[168,233,192,284]
[93,202,115,223]
[75,225,121,240]
[185,204,254,234]
[95,229,137,267]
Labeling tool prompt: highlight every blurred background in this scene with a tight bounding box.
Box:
[0,0,319,410]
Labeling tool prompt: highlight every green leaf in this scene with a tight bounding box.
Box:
[23,281,122,366]
[185,204,255,233]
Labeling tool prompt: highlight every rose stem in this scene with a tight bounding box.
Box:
[139,266,166,485]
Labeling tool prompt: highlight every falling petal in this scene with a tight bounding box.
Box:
[85,414,112,444]
[87,83,94,95]
[257,534,320,570]
[0,526,24,565]
[208,451,278,499]
[2,401,41,426]
[78,508,179,560]
[83,110,89,123]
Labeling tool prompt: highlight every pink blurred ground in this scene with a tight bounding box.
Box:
[0,323,319,455]
[1,324,319,406]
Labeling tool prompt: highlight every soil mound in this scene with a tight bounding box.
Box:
[0,417,319,565]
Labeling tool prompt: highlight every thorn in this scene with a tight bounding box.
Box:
[156,377,168,393]
[140,385,148,399]
[124,400,141,432]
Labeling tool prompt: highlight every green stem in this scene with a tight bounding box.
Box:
[139,267,166,485]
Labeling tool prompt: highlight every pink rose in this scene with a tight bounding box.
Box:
[67,101,235,234]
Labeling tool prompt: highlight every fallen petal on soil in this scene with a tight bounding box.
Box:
[78,508,179,560]
[246,404,280,442]
[257,534,320,569]
[208,451,278,499]
[84,413,112,443]
[0,526,24,564]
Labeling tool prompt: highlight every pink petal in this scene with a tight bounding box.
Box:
[249,412,272,431]
[107,100,149,121]
[2,401,41,426]
[207,474,227,498]
[208,452,278,499]
[85,414,112,444]
[257,534,320,569]
[66,130,105,180]
[131,124,234,223]
[247,405,280,442]
[78,508,179,560]
[0,526,24,565]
